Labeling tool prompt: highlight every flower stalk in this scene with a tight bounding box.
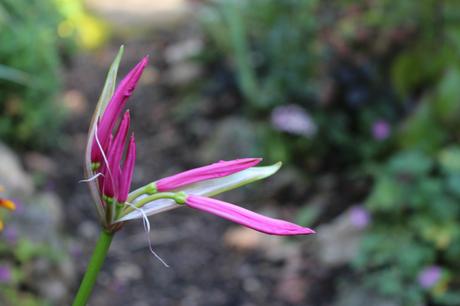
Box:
[72,230,114,306]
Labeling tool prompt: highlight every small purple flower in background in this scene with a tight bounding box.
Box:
[0,265,12,283]
[271,104,317,137]
[418,266,442,289]
[372,120,391,140]
[349,205,371,229]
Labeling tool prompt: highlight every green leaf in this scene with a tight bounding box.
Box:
[438,146,460,173]
[398,97,446,153]
[388,150,433,176]
[433,68,460,125]
[0,64,30,84]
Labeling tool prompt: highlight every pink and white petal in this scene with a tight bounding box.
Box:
[186,195,314,236]
[156,158,262,192]
[120,163,282,222]
[179,162,282,196]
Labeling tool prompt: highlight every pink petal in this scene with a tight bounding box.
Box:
[185,195,315,236]
[108,110,130,171]
[156,158,262,192]
[91,57,148,164]
[102,112,130,199]
[118,134,136,202]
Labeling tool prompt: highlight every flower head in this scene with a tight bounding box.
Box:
[418,266,442,289]
[84,47,146,230]
[84,48,314,238]
[372,120,391,140]
[349,205,371,229]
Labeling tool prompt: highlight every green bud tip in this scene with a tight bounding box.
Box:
[145,182,158,195]
[102,195,114,205]
[91,162,101,171]
[174,192,187,205]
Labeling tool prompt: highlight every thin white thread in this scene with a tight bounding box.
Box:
[94,122,120,224]
[123,202,170,268]
[94,123,112,180]
[79,172,104,183]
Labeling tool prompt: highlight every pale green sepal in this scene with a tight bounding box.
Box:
[84,46,124,226]
[95,45,124,116]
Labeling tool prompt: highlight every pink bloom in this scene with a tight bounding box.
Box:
[349,205,371,229]
[156,158,262,192]
[184,195,315,236]
[372,120,391,140]
[85,49,316,240]
[0,265,11,283]
[91,57,147,165]
[91,58,146,204]
[418,266,442,289]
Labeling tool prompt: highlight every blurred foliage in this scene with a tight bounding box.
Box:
[0,0,107,150]
[198,0,460,305]
[199,0,399,168]
[0,0,67,149]
[356,149,460,305]
[55,0,109,50]
[201,0,318,111]
[0,236,64,305]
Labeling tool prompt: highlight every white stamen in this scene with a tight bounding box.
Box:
[94,123,119,206]
[124,202,170,268]
[79,172,104,183]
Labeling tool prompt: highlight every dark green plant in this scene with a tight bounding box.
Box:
[356,149,460,305]
[201,0,318,112]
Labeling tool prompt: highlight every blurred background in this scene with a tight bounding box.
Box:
[1,0,460,305]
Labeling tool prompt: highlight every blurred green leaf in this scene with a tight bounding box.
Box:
[398,97,446,153]
[439,146,460,173]
[388,150,433,176]
[433,68,460,125]
[0,64,30,84]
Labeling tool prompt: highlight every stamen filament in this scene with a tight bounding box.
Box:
[119,192,180,218]
[127,182,157,203]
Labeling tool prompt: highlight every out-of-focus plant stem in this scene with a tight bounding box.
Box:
[221,1,261,108]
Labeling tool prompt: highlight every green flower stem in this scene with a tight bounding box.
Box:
[71,230,114,306]
[127,186,148,203]
[120,192,179,217]
[127,183,157,204]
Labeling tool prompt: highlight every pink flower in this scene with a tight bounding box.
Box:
[91,57,147,165]
[183,195,314,236]
[349,205,371,229]
[372,120,391,140]
[84,48,316,238]
[85,48,147,228]
[418,266,442,289]
[155,158,262,192]
[0,265,12,283]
